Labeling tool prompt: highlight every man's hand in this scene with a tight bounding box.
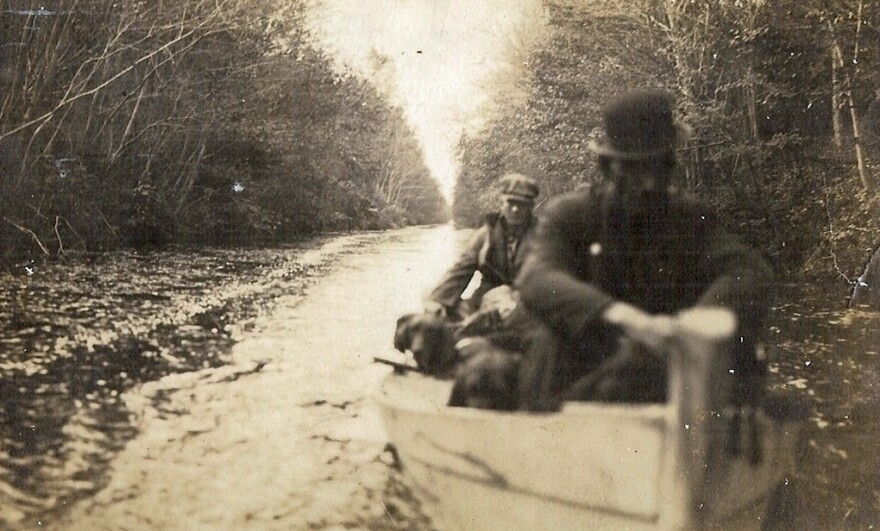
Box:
[602,302,676,353]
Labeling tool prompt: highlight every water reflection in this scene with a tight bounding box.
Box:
[766,283,880,526]
[0,240,344,525]
[0,226,467,526]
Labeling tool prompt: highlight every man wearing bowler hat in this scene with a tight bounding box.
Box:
[515,90,774,411]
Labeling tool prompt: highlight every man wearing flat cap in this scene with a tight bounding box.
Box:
[515,90,774,411]
[425,172,540,320]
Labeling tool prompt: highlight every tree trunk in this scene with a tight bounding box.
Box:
[831,51,842,146]
[830,29,870,190]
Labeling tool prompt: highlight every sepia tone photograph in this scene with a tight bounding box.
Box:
[1,0,879,529]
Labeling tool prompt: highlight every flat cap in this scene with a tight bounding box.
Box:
[498,173,539,202]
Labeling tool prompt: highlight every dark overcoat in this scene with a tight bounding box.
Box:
[516,183,774,392]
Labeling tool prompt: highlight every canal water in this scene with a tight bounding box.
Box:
[0,225,877,529]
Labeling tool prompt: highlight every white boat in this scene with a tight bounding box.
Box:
[377,308,806,530]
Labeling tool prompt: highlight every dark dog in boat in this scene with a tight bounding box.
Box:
[393,307,526,376]
[448,338,521,411]
[393,313,459,375]
[394,314,522,409]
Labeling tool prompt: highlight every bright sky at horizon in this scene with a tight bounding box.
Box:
[309,0,541,202]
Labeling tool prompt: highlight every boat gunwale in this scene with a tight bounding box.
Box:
[377,371,673,424]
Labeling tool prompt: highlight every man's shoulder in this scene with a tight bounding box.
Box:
[480,213,507,239]
[469,213,501,239]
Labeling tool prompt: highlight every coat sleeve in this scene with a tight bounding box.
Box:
[427,225,489,310]
[695,217,775,338]
[515,194,616,344]
[694,212,775,399]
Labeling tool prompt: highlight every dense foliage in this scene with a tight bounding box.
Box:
[456,0,880,288]
[0,0,447,263]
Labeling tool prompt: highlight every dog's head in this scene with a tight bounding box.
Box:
[394,313,458,375]
[448,348,521,411]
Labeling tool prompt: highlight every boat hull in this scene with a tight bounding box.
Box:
[377,372,803,531]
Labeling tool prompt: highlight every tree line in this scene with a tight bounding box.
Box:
[456,0,880,291]
[0,0,448,264]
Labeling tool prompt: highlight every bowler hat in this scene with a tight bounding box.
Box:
[498,173,539,202]
[588,90,693,159]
